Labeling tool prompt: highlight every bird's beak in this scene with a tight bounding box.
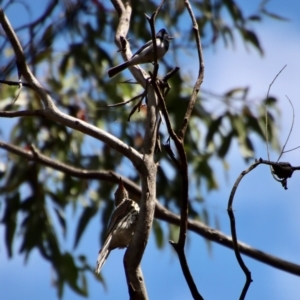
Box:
[168,36,175,40]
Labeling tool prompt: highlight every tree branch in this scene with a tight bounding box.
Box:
[110,1,160,299]
[0,8,142,167]
[228,163,258,299]
[155,200,300,276]
[111,0,148,88]
[151,1,205,297]
[1,140,300,276]
[179,0,205,139]
[227,157,300,298]
[0,108,142,165]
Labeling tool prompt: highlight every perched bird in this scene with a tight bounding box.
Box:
[108,28,173,78]
[95,178,140,274]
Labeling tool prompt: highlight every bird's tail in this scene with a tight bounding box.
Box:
[95,235,112,274]
[108,61,130,78]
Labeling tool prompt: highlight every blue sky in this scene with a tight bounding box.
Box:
[1,0,300,299]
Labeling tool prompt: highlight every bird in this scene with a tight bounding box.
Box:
[108,28,173,78]
[95,178,140,274]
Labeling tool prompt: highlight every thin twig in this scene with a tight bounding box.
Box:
[145,0,165,81]
[155,200,300,276]
[179,0,204,139]
[105,91,146,108]
[169,241,204,300]
[145,0,167,84]
[145,3,204,298]
[164,137,181,169]
[153,82,189,249]
[154,80,176,140]
[146,13,158,80]
[264,65,287,161]
[148,1,206,298]
[0,79,51,94]
[127,97,144,122]
[227,156,300,297]
[159,1,206,298]
[227,162,261,299]
[278,96,294,161]
[0,109,45,118]
[282,145,300,153]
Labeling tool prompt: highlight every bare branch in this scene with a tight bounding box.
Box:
[155,200,300,276]
[227,157,300,297]
[152,75,202,297]
[144,1,205,296]
[179,0,205,139]
[151,1,206,297]
[164,137,181,169]
[282,145,300,153]
[169,241,204,300]
[0,79,50,92]
[227,162,259,299]
[111,0,126,17]
[279,96,295,160]
[110,0,148,87]
[0,108,142,164]
[106,91,146,108]
[145,0,165,80]
[264,65,287,161]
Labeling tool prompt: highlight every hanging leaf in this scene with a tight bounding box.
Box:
[2,192,20,257]
[73,205,98,249]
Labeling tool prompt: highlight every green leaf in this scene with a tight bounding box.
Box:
[19,196,44,256]
[245,112,264,138]
[239,137,255,159]
[1,192,20,257]
[248,15,261,21]
[261,9,289,21]
[47,190,68,208]
[230,113,246,141]
[224,87,248,99]
[224,0,244,23]
[60,253,87,297]
[40,24,54,48]
[239,28,264,55]
[169,223,180,243]
[205,115,223,147]
[54,207,67,238]
[59,53,71,76]
[73,205,98,249]
[218,131,234,158]
[1,164,29,193]
[195,156,218,191]
[31,49,52,64]
[152,220,164,249]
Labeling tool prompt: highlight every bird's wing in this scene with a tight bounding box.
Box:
[131,39,153,57]
[106,199,133,235]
